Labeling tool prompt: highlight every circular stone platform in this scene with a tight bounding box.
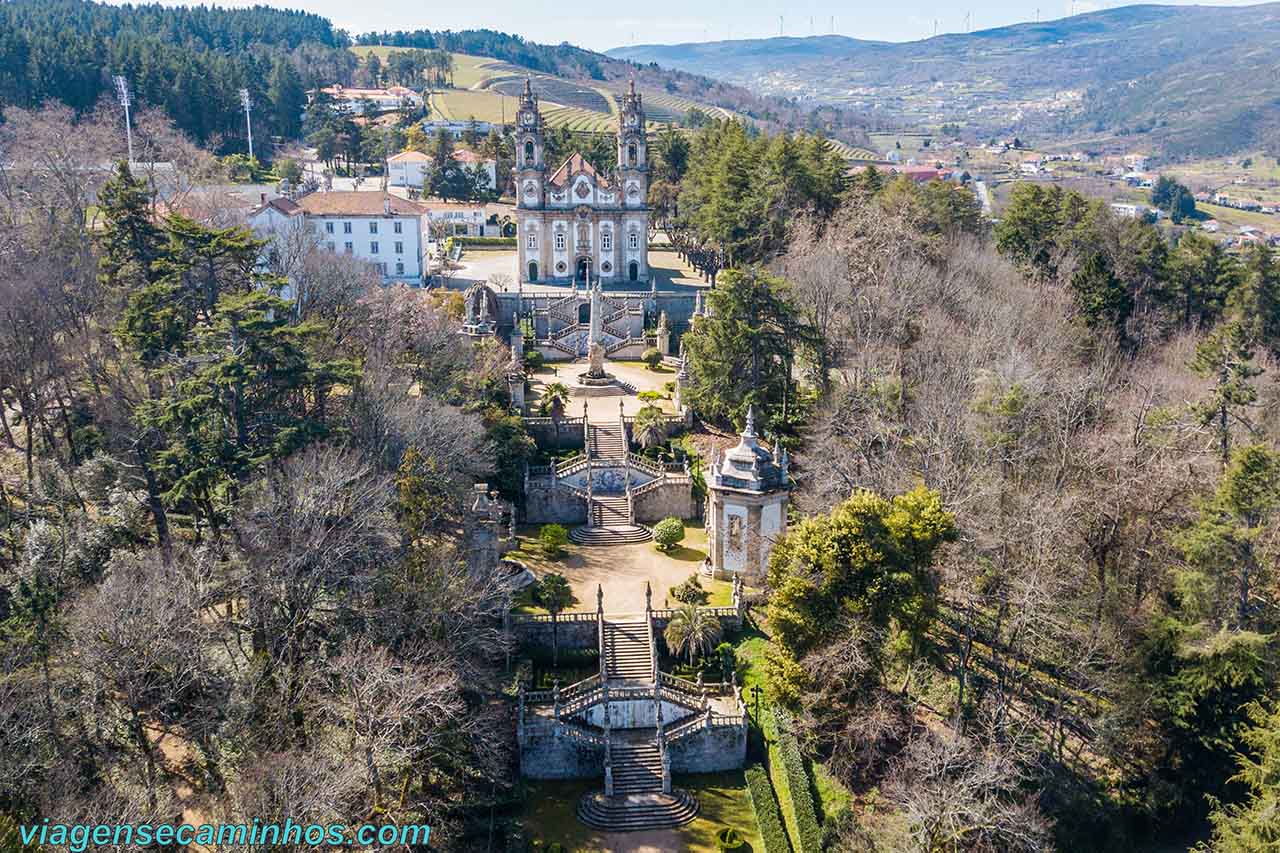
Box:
[576,790,699,831]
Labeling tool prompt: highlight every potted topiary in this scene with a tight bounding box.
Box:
[716,827,743,851]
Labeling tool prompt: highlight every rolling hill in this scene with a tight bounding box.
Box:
[607,3,1280,157]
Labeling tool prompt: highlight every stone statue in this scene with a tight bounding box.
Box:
[588,280,604,345]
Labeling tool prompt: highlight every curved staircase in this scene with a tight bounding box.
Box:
[570,423,653,545]
[576,790,700,831]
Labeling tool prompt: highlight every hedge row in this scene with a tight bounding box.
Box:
[745,765,792,853]
[774,709,823,853]
[457,236,517,247]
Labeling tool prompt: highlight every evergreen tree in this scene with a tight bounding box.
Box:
[764,486,957,705]
[97,161,165,289]
[1191,320,1262,467]
[267,58,306,140]
[1069,252,1133,338]
[1165,231,1238,328]
[681,267,813,430]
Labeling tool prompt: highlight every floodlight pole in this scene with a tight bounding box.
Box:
[239,88,254,162]
[113,75,134,166]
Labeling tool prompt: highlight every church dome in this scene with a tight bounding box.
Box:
[711,407,789,492]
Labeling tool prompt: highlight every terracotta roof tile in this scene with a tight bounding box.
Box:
[548,152,611,189]
[295,191,425,217]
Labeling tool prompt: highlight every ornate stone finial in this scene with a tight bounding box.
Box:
[597,583,604,612]
[629,76,636,97]
[523,76,533,98]
[780,445,790,484]
[695,289,704,315]
[583,400,589,419]
[743,404,757,438]
[645,580,652,611]
[657,311,669,333]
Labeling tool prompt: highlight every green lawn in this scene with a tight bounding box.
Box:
[521,772,762,852]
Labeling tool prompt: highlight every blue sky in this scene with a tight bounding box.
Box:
[106,0,1267,50]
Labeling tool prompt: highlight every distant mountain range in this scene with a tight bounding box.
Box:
[608,3,1280,157]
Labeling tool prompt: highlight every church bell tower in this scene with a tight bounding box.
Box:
[515,78,545,210]
[617,79,647,209]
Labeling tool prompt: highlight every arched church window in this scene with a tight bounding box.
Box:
[627,143,637,166]
[524,140,534,165]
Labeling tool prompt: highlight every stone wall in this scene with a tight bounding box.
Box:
[524,419,585,451]
[632,481,697,523]
[523,480,587,524]
[519,726,605,779]
[512,612,599,650]
[669,723,748,774]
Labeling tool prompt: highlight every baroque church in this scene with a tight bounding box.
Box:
[515,79,650,286]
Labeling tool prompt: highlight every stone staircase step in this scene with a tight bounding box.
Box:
[576,790,700,832]
[569,524,652,545]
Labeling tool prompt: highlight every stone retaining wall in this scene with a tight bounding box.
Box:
[523,480,587,524]
[669,723,748,774]
[632,480,698,523]
[512,613,599,650]
[519,727,605,779]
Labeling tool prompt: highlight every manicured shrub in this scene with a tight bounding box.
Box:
[775,708,822,852]
[671,573,710,605]
[642,347,663,369]
[716,826,744,850]
[745,765,790,853]
[653,517,685,552]
[523,350,545,372]
[538,524,568,557]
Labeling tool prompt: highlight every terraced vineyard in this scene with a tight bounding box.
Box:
[538,104,616,133]
[625,91,737,125]
[826,139,881,161]
[351,49,869,161]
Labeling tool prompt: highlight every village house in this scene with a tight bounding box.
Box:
[315,84,423,115]
[422,118,496,139]
[1110,202,1150,219]
[387,149,498,190]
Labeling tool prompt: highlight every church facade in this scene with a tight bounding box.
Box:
[515,79,650,287]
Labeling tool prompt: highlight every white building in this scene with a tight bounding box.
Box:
[387,149,497,191]
[422,119,495,139]
[1110,202,1150,219]
[387,150,431,188]
[316,85,423,115]
[249,191,429,283]
[419,202,492,238]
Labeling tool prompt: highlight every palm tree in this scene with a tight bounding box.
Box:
[663,603,722,666]
[538,572,577,667]
[633,405,668,451]
[539,382,571,447]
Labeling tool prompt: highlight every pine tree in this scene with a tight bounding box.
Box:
[1191,320,1262,467]
[98,161,165,289]
[267,58,306,139]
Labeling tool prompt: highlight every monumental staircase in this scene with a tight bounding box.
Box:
[568,420,655,545]
[516,585,750,832]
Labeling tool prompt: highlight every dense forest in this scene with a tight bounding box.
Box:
[0,0,355,149]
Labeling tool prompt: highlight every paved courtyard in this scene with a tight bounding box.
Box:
[442,249,707,292]
[511,522,714,615]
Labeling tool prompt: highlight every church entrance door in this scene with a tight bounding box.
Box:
[576,257,592,284]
